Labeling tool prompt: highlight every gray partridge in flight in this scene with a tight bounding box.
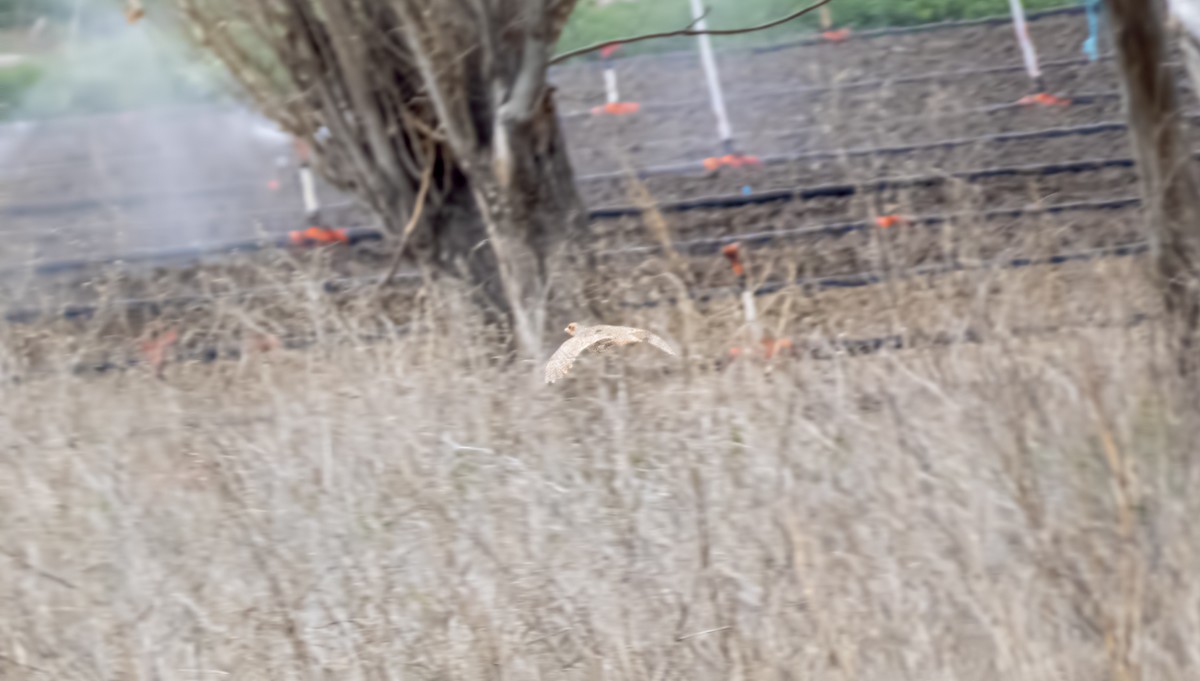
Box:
[544,322,677,384]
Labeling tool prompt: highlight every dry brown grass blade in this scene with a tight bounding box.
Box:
[377,141,437,292]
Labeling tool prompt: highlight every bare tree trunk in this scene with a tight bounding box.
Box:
[391,0,589,358]
[1107,0,1200,372]
[462,101,589,356]
[1169,1,1200,113]
[417,98,589,349]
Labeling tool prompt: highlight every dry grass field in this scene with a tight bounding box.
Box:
[1,254,1198,680]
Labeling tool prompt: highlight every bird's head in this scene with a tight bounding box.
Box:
[564,322,579,336]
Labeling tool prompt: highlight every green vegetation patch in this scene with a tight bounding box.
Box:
[558,0,1076,57]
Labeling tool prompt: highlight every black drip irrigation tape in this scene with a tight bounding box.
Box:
[0,184,270,218]
[3,54,1126,190]
[560,53,1125,120]
[603,196,1141,258]
[1,133,1151,281]
[0,226,384,281]
[2,267,403,325]
[584,106,1151,159]
[2,152,1150,286]
[2,54,1121,184]
[2,92,1137,223]
[749,242,1150,296]
[3,196,1145,326]
[623,241,1151,311]
[10,286,301,325]
[2,12,1107,186]
[2,161,1145,287]
[10,85,1141,217]
[577,116,1138,184]
[0,280,388,326]
[780,311,1155,362]
[587,156,1142,219]
[59,325,420,378]
[737,120,1133,166]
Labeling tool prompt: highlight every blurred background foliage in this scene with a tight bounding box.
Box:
[0,0,1077,121]
[558,0,1073,54]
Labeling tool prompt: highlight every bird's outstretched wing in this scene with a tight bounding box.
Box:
[642,331,677,357]
[544,332,609,384]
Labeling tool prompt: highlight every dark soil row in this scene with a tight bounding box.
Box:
[576,125,1198,206]
[1,202,1143,345]
[1,161,1147,310]
[0,52,1145,201]
[587,162,1144,245]
[1,111,1145,222]
[0,152,1153,274]
[549,11,1105,109]
[593,205,1145,303]
[556,52,1131,121]
[0,7,1170,312]
[1,87,1133,213]
[0,90,1150,220]
[567,102,1131,174]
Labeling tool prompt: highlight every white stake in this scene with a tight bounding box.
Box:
[741,290,757,325]
[723,244,761,341]
[819,5,833,30]
[688,0,734,148]
[294,138,320,220]
[603,66,619,104]
[299,166,318,218]
[1007,0,1042,85]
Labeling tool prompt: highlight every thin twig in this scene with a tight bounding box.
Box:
[401,110,446,143]
[568,4,710,64]
[675,625,731,641]
[0,549,78,591]
[378,142,437,291]
[549,0,833,64]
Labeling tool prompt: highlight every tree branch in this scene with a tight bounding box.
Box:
[392,1,477,155]
[378,141,437,290]
[500,0,551,124]
[549,0,833,65]
[316,0,406,188]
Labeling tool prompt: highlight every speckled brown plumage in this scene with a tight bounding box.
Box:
[544,322,677,384]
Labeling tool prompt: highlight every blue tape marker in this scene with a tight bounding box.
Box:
[1082,0,1103,61]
